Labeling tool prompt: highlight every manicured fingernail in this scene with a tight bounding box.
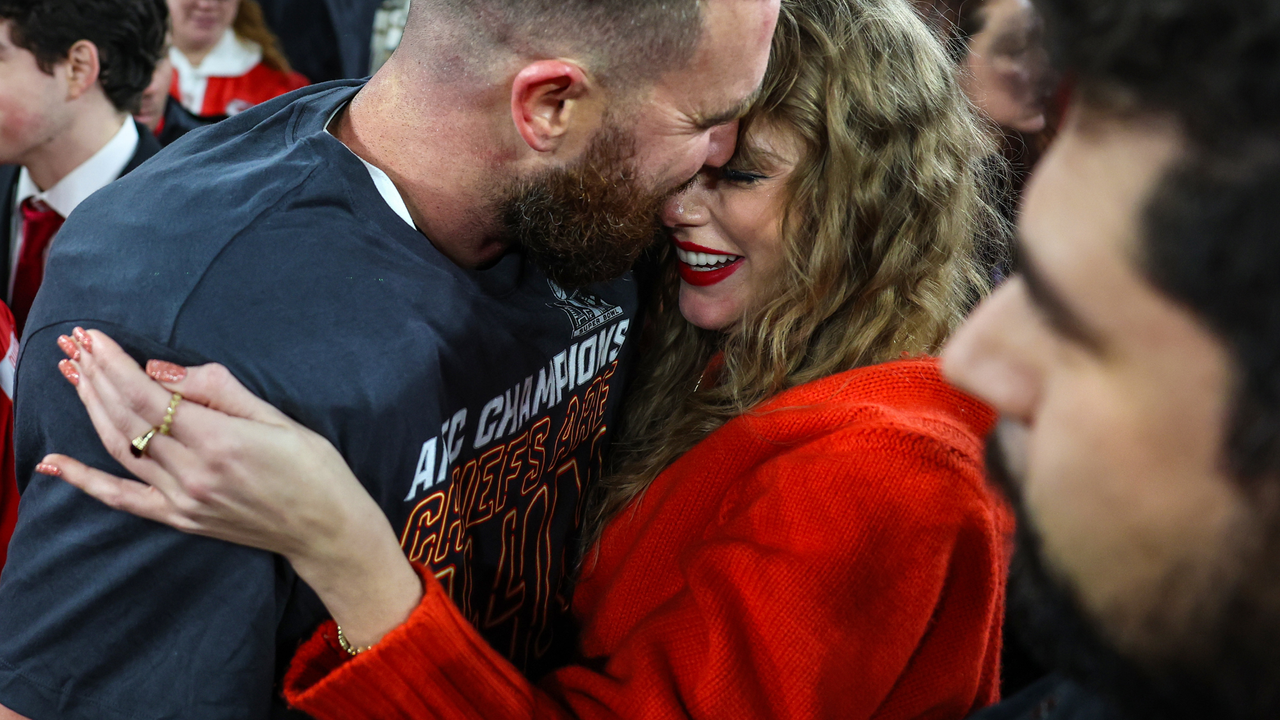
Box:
[58,359,80,386]
[35,462,61,477]
[73,327,93,353]
[146,360,186,383]
[57,335,80,361]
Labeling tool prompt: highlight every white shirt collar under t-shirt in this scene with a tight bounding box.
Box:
[11,117,139,294]
[170,29,263,115]
[324,108,415,229]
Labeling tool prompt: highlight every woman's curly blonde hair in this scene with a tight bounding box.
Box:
[582,0,1003,552]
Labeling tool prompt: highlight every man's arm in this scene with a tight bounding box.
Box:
[0,321,291,720]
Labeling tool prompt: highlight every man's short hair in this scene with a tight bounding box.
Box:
[0,0,168,113]
[1035,0,1280,484]
[424,0,704,87]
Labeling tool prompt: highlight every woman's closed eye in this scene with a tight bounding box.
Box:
[719,167,769,185]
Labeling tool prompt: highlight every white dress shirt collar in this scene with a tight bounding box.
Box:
[324,106,415,229]
[11,117,139,296]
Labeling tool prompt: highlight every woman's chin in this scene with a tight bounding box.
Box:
[678,286,738,332]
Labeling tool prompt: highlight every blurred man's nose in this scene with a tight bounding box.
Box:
[941,278,1043,422]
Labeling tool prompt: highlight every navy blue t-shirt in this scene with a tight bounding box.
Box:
[0,81,639,720]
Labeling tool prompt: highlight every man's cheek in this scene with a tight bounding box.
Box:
[1021,384,1139,597]
[0,101,44,159]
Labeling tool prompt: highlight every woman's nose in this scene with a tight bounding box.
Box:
[661,177,710,228]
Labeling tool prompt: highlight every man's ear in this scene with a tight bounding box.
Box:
[63,40,102,102]
[510,60,595,153]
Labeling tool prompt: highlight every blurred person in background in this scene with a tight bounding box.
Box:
[135,33,211,145]
[956,0,1052,138]
[946,0,1280,718]
[913,0,1056,281]
[168,0,307,120]
[0,0,164,613]
[0,0,165,334]
[256,0,382,83]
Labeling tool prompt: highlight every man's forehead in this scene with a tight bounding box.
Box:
[661,0,777,114]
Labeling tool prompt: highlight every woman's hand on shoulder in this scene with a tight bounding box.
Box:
[46,328,370,565]
[46,329,423,646]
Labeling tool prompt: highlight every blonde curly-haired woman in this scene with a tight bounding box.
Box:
[45,0,1011,717]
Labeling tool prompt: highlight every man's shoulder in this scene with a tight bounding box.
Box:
[27,82,375,343]
[113,81,361,205]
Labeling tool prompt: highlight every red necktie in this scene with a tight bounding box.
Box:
[12,198,64,334]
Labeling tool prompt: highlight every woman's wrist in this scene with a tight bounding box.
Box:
[287,506,424,650]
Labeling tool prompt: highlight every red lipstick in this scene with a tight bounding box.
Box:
[673,239,744,287]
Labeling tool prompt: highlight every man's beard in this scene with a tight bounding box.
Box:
[498,123,680,290]
[986,427,1280,720]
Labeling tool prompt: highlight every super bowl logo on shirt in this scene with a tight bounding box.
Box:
[547,280,623,338]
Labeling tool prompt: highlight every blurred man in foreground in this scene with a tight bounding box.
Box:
[946,0,1280,718]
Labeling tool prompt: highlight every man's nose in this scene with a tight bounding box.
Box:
[941,278,1042,421]
[704,121,739,169]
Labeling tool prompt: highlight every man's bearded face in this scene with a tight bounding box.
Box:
[499,121,685,289]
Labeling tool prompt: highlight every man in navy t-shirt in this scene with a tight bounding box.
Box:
[0,1,780,719]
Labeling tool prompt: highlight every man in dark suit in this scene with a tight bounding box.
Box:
[0,0,167,335]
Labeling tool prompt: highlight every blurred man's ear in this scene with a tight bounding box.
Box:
[510,60,600,153]
[63,40,102,101]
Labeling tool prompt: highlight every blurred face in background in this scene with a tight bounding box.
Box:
[0,20,71,168]
[168,0,238,58]
[962,0,1051,134]
[135,41,173,131]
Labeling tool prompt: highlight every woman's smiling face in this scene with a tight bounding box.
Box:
[660,123,801,331]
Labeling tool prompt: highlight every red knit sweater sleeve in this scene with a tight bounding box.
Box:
[284,420,1005,720]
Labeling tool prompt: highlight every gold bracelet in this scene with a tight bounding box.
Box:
[335,624,372,656]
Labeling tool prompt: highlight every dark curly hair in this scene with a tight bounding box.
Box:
[1034,0,1280,147]
[0,0,168,113]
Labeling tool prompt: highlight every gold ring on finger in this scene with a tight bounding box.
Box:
[159,392,183,436]
[130,428,158,458]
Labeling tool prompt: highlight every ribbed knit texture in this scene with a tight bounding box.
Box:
[284,357,1011,719]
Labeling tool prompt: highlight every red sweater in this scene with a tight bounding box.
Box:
[169,63,308,119]
[284,358,1011,719]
